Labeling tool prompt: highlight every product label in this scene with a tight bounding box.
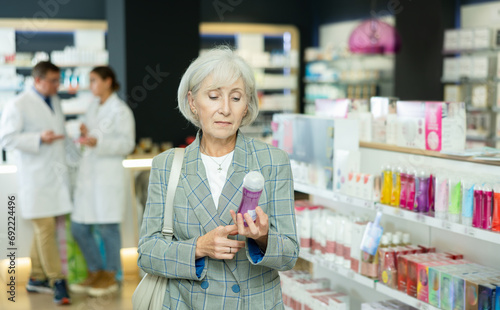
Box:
[425,102,442,151]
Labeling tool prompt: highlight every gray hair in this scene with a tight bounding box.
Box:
[178,46,259,128]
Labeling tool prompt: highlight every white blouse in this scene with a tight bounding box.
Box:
[200,151,234,209]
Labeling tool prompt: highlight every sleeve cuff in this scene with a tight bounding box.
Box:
[195,258,205,278]
[247,238,265,264]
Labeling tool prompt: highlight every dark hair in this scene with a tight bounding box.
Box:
[91,66,120,91]
[32,61,60,79]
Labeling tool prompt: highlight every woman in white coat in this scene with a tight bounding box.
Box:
[70,66,135,297]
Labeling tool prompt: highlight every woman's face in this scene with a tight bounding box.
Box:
[90,72,112,97]
[188,75,248,141]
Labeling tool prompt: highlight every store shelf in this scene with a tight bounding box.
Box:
[375,284,439,310]
[441,77,490,84]
[298,251,376,289]
[376,203,500,245]
[294,183,500,245]
[442,48,500,55]
[466,106,490,112]
[303,78,387,85]
[359,141,500,167]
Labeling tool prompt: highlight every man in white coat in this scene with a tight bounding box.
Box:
[0,61,72,305]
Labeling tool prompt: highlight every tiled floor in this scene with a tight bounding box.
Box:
[0,275,140,310]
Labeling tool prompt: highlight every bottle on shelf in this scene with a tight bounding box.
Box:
[377,235,390,281]
[415,169,430,213]
[448,174,462,223]
[473,184,484,228]
[435,172,450,219]
[492,184,500,232]
[391,234,402,247]
[402,233,411,246]
[461,177,475,227]
[399,166,409,209]
[360,212,384,279]
[381,164,393,205]
[482,183,493,230]
[405,169,417,211]
[390,165,402,207]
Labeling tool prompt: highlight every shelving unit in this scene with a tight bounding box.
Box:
[293,140,500,308]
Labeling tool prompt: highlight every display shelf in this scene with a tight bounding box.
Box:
[359,141,500,166]
[442,48,499,55]
[303,78,388,85]
[441,77,490,84]
[376,203,500,245]
[466,106,490,112]
[375,284,440,310]
[298,251,376,289]
[294,183,500,245]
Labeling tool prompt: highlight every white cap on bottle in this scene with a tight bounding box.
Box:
[402,233,410,245]
[243,171,265,191]
[392,234,401,246]
[380,235,389,246]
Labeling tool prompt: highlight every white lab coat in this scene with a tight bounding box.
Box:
[0,88,72,219]
[72,92,135,224]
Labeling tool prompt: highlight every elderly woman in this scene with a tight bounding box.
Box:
[137,46,298,309]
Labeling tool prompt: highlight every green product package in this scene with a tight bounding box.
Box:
[449,181,462,216]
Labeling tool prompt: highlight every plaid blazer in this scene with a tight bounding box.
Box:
[137,131,298,309]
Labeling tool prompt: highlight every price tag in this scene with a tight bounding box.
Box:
[464,226,476,237]
[418,303,430,310]
[329,262,337,271]
[363,201,370,208]
[345,197,353,204]
[332,193,340,201]
[397,209,405,218]
[416,213,427,224]
[346,270,355,279]
[441,220,451,230]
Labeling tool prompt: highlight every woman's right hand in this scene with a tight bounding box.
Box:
[195,225,245,260]
[80,123,88,137]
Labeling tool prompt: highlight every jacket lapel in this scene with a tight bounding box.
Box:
[182,134,221,234]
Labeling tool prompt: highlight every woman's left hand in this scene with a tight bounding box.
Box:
[230,207,269,251]
[80,136,97,147]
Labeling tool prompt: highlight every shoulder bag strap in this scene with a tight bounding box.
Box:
[161,147,185,239]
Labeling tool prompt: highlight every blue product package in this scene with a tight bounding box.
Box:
[360,211,383,256]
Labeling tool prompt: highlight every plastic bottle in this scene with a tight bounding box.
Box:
[381,165,393,204]
[448,175,462,223]
[492,184,500,232]
[377,235,390,282]
[238,171,265,226]
[473,184,483,228]
[391,166,402,207]
[402,233,411,246]
[406,169,417,211]
[384,232,393,244]
[360,212,384,279]
[461,178,475,227]
[434,172,449,219]
[399,168,409,209]
[391,234,402,247]
[335,216,345,265]
[415,169,429,213]
[428,172,435,215]
[482,183,493,230]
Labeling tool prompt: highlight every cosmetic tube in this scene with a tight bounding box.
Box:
[461,178,475,227]
[473,184,483,228]
[492,184,500,232]
[434,173,449,219]
[482,184,493,230]
[448,175,462,223]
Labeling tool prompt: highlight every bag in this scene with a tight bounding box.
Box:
[132,148,185,310]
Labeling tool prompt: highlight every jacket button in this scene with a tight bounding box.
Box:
[231,284,240,293]
[200,281,209,289]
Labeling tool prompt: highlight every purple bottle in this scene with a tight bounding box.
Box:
[415,170,429,213]
[238,171,265,226]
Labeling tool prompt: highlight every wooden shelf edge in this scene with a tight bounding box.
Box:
[359,141,500,167]
[0,19,107,31]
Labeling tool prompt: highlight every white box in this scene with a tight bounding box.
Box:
[443,58,460,81]
[459,29,474,50]
[370,96,398,144]
[472,84,488,108]
[444,29,460,51]
[473,28,491,49]
[444,85,463,102]
[459,56,473,78]
[471,56,489,79]
[396,101,466,152]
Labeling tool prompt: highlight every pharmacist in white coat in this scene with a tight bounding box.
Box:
[70,66,135,297]
[0,61,72,305]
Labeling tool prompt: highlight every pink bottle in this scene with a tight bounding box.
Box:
[238,171,265,227]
